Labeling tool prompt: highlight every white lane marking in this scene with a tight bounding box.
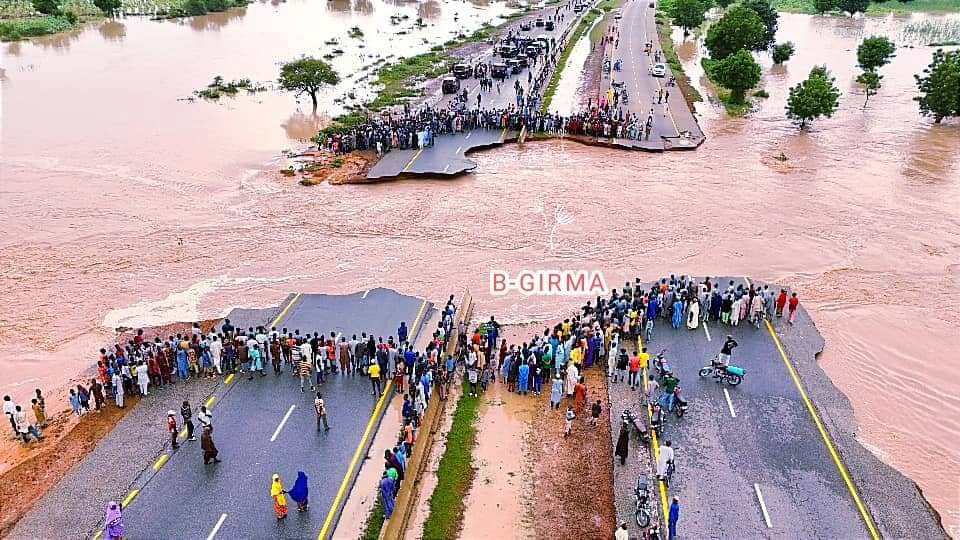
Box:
[270,405,296,442]
[723,388,737,418]
[455,146,463,154]
[754,483,773,528]
[443,164,450,173]
[703,320,711,341]
[465,132,472,140]
[207,513,228,540]
[362,289,370,299]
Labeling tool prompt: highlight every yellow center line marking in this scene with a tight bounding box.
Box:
[153,454,169,471]
[317,380,395,540]
[270,292,303,328]
[205,396,216,408]
[179,428,188,438]
[410,299,429,338]
[763,319,880,540]
[93,530,103,540]
[638,335,670,524]
[402,148,424,173]
[121,489,139,508]
[224,373,235,385]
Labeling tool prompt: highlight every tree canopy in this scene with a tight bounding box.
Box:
[857,36,896,72]
[914,49,960,123]
[838,0,869,14]
[712,48,761,103]
[93,0,121,14]
[278,57,341,111]
[786,65,841,129]
[813,0,836,13]
[668,0,710,35]
[772,42,795,64]
[704,5,766,60]
[740,0,778,51]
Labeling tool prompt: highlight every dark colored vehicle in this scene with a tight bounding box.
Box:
[491,62,508,79]
[508,59,523,74]
[535,17,545,27]
[517,56,529,68]
[499,44,519,58]
[536,36,550,52]
[545,20,554,31]
[525,45,539,58]
[441,76,460,94]
[519,21,531,31]
[452,63,473,79]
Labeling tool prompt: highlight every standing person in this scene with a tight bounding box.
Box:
[574,377,587,414]
[668,496,680,540]
[657,440,675,480]
[298,353,314,392]
[197,405,212,432]
[14,405,43,443]
[181,400,195,441]
[104,501,125,540]
[615,421,629,465]
[590,399,602,427]
[615,522,629,540]
[136,362,149,396]
[368,361,382,398]
[167,411,180,450]
[90,379,105,412]
[517,361,530,395]
[113,370,124,408]
[69,389,82,417]
[34,389,47,424]
[271,474,288,520]
[564,405,576,437]
[776,289,788,317]
[315,392,330,431]
[201,425,221,464]
[628,352,640,391]
[788,292,800,325]
[379,471,396,519]
[31,398,46,428]
[467,367,479,397]
[550,375,563,410]
[288,471,309,512]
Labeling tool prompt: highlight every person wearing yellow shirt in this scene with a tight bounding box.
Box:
[570,346,583,367]
[368,362,382,397]
[638,347,650,372]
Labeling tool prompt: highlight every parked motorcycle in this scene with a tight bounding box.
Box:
[622,408,650,446]
[698,359,745,386]
[634,476,653,527]
[671,385,688,418]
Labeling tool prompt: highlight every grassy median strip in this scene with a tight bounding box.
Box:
[541,8,603,112]
[360,499,386,540]
[655,2,703,105]
[420,384,480,539]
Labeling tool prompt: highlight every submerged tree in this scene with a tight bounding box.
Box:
[705,5,766,60]
[813,0,836,13]
[713,49,762,104]
[669,0,710,36]
[786,65,841,129]
[855,36,895,108]
[772,42,795,65]
[278,57,341,112]
[914,49,960,123]
[740,0,778,50]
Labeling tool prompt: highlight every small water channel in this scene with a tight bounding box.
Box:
[547,16,600,116]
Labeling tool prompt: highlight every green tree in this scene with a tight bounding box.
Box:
[856,70,881,107]
[93,0,121,14]
[712,48,761,103]
[704,5,766,60]
[857,36,896,72]
[813,0,836,13]
[914,49,960,123]
[715,0,735,7]
[740,0,778,50]
[31,0,59,15]
[786,65,841,129]
[278,57,341,111]
[183,0,208,15]
[668,0,709,36]
[772,42,795,64]
[206,0,228,11]
[838,0,869,14]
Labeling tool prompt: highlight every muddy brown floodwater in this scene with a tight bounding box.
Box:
[1,5,959,532]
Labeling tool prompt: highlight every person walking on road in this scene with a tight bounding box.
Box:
[776,288,787,317]
[590,399,602,426]
[657,440,675,481]
[315,392,330,431]
[297,354,313,392]
[615,420,629,465]
[14,405,43,443]
[112,371,124,408]
[550,375,563,409]
[615,522,629,540]
[288,471,309,512]
[379,471,397,519]
[104,501,125,540]
[201,425,220,464]
[181,400,195,441]
[167,410,180,450]
[369,361,382,398]
[197,405,212,432]
[271,474,288,519]
[788,292,800,325]
[564,405,575,437]
[668,496,680,540]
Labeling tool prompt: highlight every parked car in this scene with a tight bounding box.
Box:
[535,17,545,27]
[518,56,530,68]
[545,20,554,31]
[613,10,622,19]
[652,62,667,77]
[452,63,473,79]
[508,58,523,74]
[491,62,508,79]
[499,44,519,58]
[442,76,461,93]
[648,1,655,6]
[519,21,531,31]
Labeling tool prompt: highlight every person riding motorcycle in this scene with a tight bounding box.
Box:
[659,371,679,412]
[716,335,738,368]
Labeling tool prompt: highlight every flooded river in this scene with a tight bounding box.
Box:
[1,5,959,531]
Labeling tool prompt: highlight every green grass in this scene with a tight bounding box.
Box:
[367,50,450,110]
[656,5,703,103]
[360,499,386,540]
[421,383,481,540]
[771,0,960,14]
[753,89,769,98]
[0,15,74,41]
[542,7,603,111]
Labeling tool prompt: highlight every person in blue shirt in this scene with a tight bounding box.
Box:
[668,496,680,540]
[397,322,408,346]
[517,361,530,395]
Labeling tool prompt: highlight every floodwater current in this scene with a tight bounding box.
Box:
[1,3,959,531]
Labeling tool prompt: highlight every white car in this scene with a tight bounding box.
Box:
[652,62,667,77]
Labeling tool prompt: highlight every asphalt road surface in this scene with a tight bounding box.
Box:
[637,278,870,538]
[121,289,429,539]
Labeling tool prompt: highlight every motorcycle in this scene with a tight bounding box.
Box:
[622,408,650,446]
[698,358,745,386]
[649,403,666,437]
[671,385,688,418]
[634,476,653,527]
[652,348,669,381]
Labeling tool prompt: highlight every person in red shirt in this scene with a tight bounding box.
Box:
[167,411,180,450]
[628,353,641,390]
[788,293,800,325]
[775,289,788,317]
